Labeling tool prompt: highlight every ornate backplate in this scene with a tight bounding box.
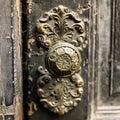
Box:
[36,5,85,115]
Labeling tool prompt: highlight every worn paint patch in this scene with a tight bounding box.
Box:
[77,1,91,14]
[27,38,35,49]
[27,101,38,116]
[28,90,31,95]
[27,38,35,58]
[27,0,32,14]
[28,75,33,81]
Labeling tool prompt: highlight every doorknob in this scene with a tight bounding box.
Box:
[36,5,85,115]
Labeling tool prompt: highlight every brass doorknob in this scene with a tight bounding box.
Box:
[45,42,81,77]
[36,5,85,115]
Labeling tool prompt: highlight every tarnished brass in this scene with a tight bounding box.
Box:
[45,42,81,77]
[36,5,85,115]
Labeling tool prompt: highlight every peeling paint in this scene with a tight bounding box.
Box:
[27,38,35,49]
[27,0,33,14]
[28,52,32,58]
[27,39,35,58]
[77,1,91,14]
[28,75,33,81]
[28,91,31,95]
[27,101,38,116]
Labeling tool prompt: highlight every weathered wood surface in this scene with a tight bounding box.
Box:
[112,0,120,95]
[89,0,120,120]
[0,0,23,120]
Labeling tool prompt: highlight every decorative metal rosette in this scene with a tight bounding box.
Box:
[45,42,82,77]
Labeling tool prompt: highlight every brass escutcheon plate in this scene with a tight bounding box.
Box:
[36,5,85,115]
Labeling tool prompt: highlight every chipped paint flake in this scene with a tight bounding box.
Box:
[27,0,33,14]
[27,38,35,49]
[28,75,33,81]
[27,101,38,116]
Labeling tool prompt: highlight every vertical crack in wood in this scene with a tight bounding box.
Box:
[109,0,116,96]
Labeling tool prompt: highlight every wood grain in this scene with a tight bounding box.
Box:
[0,0,23,120]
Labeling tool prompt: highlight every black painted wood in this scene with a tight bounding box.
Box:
[23,0,89,120]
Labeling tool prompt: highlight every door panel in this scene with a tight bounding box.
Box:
[23,0,89,120]
[0,0,22,120]
[89,0,120,119]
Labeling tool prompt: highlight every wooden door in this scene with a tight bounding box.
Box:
[0,0,120,120]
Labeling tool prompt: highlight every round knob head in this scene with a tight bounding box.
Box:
[45,42,82,77]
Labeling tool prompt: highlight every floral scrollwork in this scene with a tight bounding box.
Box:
[37,66,84,115]
[37,5,85,51]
